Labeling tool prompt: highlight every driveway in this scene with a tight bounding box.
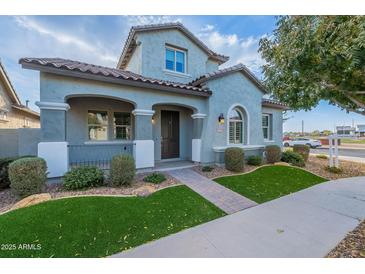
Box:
[112,176,365,258]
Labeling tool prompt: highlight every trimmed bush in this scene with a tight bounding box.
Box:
[225,147,244,172]
[293,144,310,162]
[63,166,104,190]
[265,145,282,164]
[110,154,136,186]
[0,156,34,190]
[247,155,262,166]
[9,157,47,198]
[202,166,214,172]
[325,166,343,174]
[316,154,328,160]
[143,172,166,184]
[281,151,305,167]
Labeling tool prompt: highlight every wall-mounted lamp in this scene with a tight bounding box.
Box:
[151,116,155,124]
[218,113,225,125]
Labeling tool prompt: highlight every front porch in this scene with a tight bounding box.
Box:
[37,95,207,177]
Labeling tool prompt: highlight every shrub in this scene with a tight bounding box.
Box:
[143,172,166,184]
[247,155,262,166]
[202,166,214,172]
[63,166,104,190]
[316,154,328,159]
[325,166,343,174]
[281,151,305,167]
[0,156,34,190]
[293,144,310,162]
[9,157,47,198]
[225,147,244,172]
[110,154,136,186]
[265,145,282,164]
[0,157,18,190]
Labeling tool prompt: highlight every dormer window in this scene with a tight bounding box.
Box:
[165,46,186,74]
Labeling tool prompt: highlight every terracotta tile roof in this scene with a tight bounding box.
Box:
[190,63,268,93]
[19,58,212,96]
[118,22,229,69]
[262,98,289,110]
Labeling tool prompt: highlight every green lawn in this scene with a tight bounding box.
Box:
[0,185,225,258]
[341,138,365,144]
[215,166,327,204]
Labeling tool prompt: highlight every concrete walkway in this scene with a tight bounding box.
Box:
[168,169,257,214]
[113,176,365,258]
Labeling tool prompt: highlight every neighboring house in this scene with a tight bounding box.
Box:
[336,126,356,137]
[20,23,287,177]
[356,125,365,137]
[0,61,40,129]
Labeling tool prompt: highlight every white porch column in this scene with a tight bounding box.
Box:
[132,109,155,169]
[191,113,207,163]
[36,101,70,177]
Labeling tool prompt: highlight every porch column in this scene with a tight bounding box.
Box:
[132,109,155,169]
[35,101,70,177]
[191,113,207,163]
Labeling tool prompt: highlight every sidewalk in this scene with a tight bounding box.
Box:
[112,176,365,258]
[168,169,257,214]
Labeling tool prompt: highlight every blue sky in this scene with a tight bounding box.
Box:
[1,15,364,132]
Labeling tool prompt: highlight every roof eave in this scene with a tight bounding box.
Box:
[262,102,290,110]
[20,61,211,98]
[11,104,40,117]
[0,62,22,105]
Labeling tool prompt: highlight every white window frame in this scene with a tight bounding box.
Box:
[113,112,132,140]
[87,110,109,141]
[24,117,31,128]
[262,113,272,141]
[0,110,8,121]
[165,46,187,74]
[229,108,244,144]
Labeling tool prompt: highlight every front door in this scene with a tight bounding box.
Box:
[161,110,180,159]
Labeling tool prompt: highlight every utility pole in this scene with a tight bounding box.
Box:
[301,120,304,136]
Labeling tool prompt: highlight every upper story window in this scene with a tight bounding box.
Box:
[24,117,31,128]
[262,114,272,141]
[229,108,244,144]
[88,110,108,141]
[165,46,186,74]
[0,110,7,121]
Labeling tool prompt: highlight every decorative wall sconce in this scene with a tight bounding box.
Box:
[151,115,155,124]
[218,113,225,124]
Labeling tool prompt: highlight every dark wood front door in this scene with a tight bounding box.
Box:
[161,110,180,159]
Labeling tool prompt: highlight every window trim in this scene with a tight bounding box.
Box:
[228,108,244,145]
[226,104,250,145]
[165,45,187,74]
[262,113,272,141]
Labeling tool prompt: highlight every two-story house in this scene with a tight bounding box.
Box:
[0,61,40,129]
[19,22,287,177]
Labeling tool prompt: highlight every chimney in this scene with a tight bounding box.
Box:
[26,100,29,108]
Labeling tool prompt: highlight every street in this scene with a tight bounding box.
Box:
[311,147,365,158]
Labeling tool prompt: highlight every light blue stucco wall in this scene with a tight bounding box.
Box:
[38,70,283,165]
[128,30,219,83]
[125,43,142,74]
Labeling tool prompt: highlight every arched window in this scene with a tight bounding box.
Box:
[229,108,244,144]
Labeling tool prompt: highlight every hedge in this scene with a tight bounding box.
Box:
[225,147,244,172]
[110,154,136,186]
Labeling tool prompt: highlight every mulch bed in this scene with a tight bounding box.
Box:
[305,155,365,180]
[192,164,258,179]
[327,220,365,258]
[0,172,179,214]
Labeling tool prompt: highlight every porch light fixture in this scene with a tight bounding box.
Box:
[218,113,224,124]
[151,116,155,124]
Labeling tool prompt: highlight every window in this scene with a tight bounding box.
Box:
[229,108,244,144]
[113,112,131,140]
[165,47,186,73]
[88,110,108,140]
[262,114,272,140]
[24,117,31,128]
[0,111,7,120]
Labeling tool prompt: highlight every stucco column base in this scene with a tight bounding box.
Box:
[192,139,202,162]
[133,140,154,169]
[38,142,69,178]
